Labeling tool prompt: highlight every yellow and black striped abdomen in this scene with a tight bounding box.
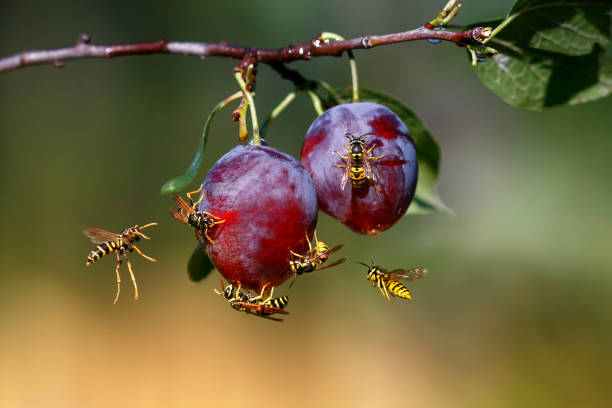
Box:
[264,296,289,310]
[349,166,367,187]
[86,240,122,266]
[386,280,411,300]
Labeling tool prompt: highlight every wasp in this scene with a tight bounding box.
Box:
[334,132,385,192]
[170,183,225,246]
[360,259,428,302]
[288,231,346,287]
[83,222,157,303]
[214,281,289,321]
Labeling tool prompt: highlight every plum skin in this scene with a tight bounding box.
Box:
[198,144,318,292]
[301,102,418,236]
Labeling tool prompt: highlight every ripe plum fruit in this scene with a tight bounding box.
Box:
[198,144,318,292]
[301,102,417,236]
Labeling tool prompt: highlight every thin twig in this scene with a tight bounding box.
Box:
[0,26,489,74]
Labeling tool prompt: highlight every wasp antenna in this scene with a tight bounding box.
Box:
[139,222,158,230]
[357,131,377,138]
[355,261,370,267]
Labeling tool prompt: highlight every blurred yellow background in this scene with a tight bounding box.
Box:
[1,0,611,407]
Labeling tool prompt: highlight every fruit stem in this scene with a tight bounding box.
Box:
[261,90,298,137]
[429,0,461,27]
[320,32,360,103]
[234,95,249,141]
[307,90,324,115]
[234,65,261,145]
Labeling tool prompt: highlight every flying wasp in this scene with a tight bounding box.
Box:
[214,281,289,321]
[170,183,225,246]
[288,231,346,287]
[360,259,428,302]
[334,132,385,192]
[83,222,157,303]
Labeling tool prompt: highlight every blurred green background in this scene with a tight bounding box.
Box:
[1,0,611,406]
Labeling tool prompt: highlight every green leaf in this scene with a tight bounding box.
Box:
[160,92,242,195]
[470,1,612,109]
[187,243,216,283]
[335,88,451,215]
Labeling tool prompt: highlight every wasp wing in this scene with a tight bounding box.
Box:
[172,194,195,214]
[310,244,344,264]
[339,156,351,191]
[315,256,347,271]
[82,228,121,244]
[364,156,384,189]
[170,208,190,225]
[238,302,290,315]
[385,268,428,281]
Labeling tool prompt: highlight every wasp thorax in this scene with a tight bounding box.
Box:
[188,213,199,227]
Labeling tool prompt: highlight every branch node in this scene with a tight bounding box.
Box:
[361,36,371,48]
[471,27,493,43]
[78,33,91,44]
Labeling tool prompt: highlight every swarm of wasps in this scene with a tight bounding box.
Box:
[82,134,428,316]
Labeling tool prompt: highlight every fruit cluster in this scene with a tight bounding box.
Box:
[185,102,419,297]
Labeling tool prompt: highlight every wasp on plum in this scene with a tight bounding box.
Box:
[83,222,157,303]
[360,258,428,302]
[170,183,225,246]
[288,231,346,288]
[214,280,289,321]
[334,132,385,192]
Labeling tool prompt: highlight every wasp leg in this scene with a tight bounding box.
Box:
[126,259,139,301]
[186,184,204,208]
[289,250,305,258]
[260,286,275,305]
[132,245,157,262]
[365,143,383,157]
[334,150,349,161]
[305,232,314,252]
[137,222,158,240]
[288,273,297,290]
[250,283,271,303]
[378,280,392,302]
[312,230,320,248]
[202,211,225,222]
[204,230,215,246]
[234,282,242,302]
[194,229,206,247]
[113,258,122,304]
[369,178,384,193]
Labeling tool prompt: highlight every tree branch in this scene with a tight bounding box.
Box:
[0,26,490,74]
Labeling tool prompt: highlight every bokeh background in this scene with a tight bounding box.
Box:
[1,0,611,406]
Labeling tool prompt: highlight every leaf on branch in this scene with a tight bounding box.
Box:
[187,244,216,283]
[335,88,451,215]
[160,92,242,195]
[470,0,612,109]
[160,132,206,196]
